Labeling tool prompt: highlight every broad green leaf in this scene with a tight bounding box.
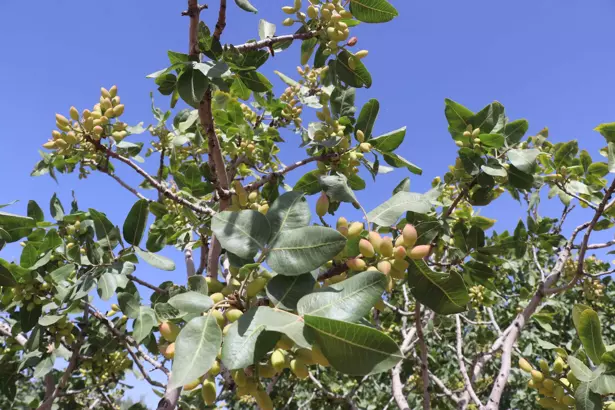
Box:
[169,313,222,389]
[266,273,316,311]
[21,305,42,332]
[38,315,62,327]
[294,170,322,195]
[407,259,469,315]
[336,50,372,88]
[33,356,54,379]
[0,263,16,286]
[97,271,117,301]
[588,162,609,177]
[576,308,606,364]
[20,243,38,269]
[267,226,347,276]
[367,191,430,226]
[89,209,120,249]
[595,122,615,143]
[298,270,387,321]
[49,264,75,283]
[349,0,399,23]
[50,193,65,221]
[117,292,141,319]
[331,87,356,119]
[507,149,540,173]
[212,210,270,259]
[481,164,507,177]
[154,303,181,322]
[507,165,534,190]
[177,66,208,108]
[589,374,615,395]
[444,99,473,138]
[568,356,594,382]
[266,192,310,243]
[258,19,274,40]
[238,71,272,92]
[503,119,529,145]
[370,127,406,152]
[356,99,379,139]
[319,174,357,203]
[572,304,592,330]
[554,140,578,167]
[469,102,505,134]
[27,201,44,223]
[478,133,504,148]
[608,143,615,173]
[168,291,214,314]
[123,199,149,246]
[188,276,208,295]
[132,306,157,343]
[231,77,251,100]
[221,308,279,370]
[236,0,258,13]
[575,382,602,410]
[381,151,422,175]
[304,315,402,375]
[134,247,175,271]
[0,212,35,242]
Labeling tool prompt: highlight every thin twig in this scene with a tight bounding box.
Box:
[428,372,460,404]
[234,31,318,52]
[455,316,482,408]
[415,304,431,410]
[126,274,168,294]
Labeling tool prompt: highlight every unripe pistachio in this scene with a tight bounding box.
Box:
[255,388,274,410]
[283,17,294,26]
[390,267,405,280]
[472,127,480,137]
[211,292,224,304]
[539,359,550,374]
[51,130,62,140]
[393,246,407,261]
[184,378,201,391]
[531,369,544,383]
[455,140,464,147]
[355,50,369,59]
[225,309,243,323]
[295,348,316,365]
[553,357,565,373]
[55,113,69,126]
[222,323,232,336]
[201,379,217,405]
[282,6,296,14]
[112,96,120,106]
[542,378,554,391]
[55,139,68,149]
[407,244,431,260]
[316,192,329,217]
[42,140,57,149]
[359,238,375,258]
[368,231,383,253]
[64,131,78,144]
[211,309,225,328]
[162,342,175,359]
[402,224,418,248]
[113,104,125,117]
[307,5,318,18]
[348,57,357,70]
[519,357,533,373]
[359,142,372,153]
[258,363,276,378]
[232,369,247,387]
[290,358,309,379]
[380,237,393,257]
[311,344,329,367]
[537,398,558,408]
[69,106,80,121]
[356,129,365,142]
[561,395,575,406]
[258,203,269,214]
[159,321,180,342]
[246,277,268,297]
[209,360,221,377]
[347,257,366,272]
[348,222,363,238]
[377,260,392,275]
[93,125,104,136]
[336,216,348,230]
[271,349,287,372]
[101,87,111,99]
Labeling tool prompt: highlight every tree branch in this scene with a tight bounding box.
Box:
[455,315,482,408]
[415,304,431,410]
[0,321,28,346]
[428,372,460,404]
[126,274,168,294]
[213,0,227,41]
[234,31,318,52]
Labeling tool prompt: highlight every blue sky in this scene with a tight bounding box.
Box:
[2,0,615,406]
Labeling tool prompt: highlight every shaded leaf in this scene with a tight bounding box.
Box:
[212,210,270,259]
[407,259,469,315]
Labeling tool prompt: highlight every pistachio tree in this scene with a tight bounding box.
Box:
[3,1,615,409]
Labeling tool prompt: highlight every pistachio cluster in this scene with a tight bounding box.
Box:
[43,86,128,152]
[582,278,605,301]
[80,350,132,383]
[228,182,269,214]
[5,279,51,311]
[519,356,576,409]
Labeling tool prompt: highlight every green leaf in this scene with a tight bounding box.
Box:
[575,382,602,410]
[589,374,615,395]
[266,192,310,244]
[336,50,372,88]
[236,0,258,13]
[221,308,279,370]
[0,212,35,242]
[298,270,387,321]
[21,305,41,332]
[50,193,65,221]
[594,122,615,143]
[330,87,356,119]
[267,226,347,276]
[169,313,222,389]
[27,201,44,223]
[89,209,120,249]
[469,102,505,134]
[576,308,606,364]
[133,306,156,343]
[212,210,270,259]
[568,356,594,382]
[33,356,54,379]
[370,127,406,152]
[502,119,529,145]
[349,0,399,23]
[588,162,609,177]
[293,170,321,195]
[572,304,592,330]
[38,315,63,327]
[367,191,430,226]
[407,259,469,315]
[134,247,175,271]
[177,66,208,108]
[231,77,251,100]
[155,303,181,322]
[554,140,578,167]
[266,273,316,311]
[20,243,38,269]
[507,165,534,190]
[0,263,16,287]
[319,174,358,203]
[381,151,422,175]
[168,291,214,314]
[188,276,208,295]
[123,199,149,246]
[481,163,507,177]
[356,99,379,139]
[608,143,615,173]
[238,71,272,92]
[478,133,504,148]
[304,315,402,375]
[118,292,141,319]
[97,271,117,301]
[507,149,540,173]
[444,99,473,138]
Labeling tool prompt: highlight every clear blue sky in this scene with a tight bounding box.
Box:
[2,1,615,406]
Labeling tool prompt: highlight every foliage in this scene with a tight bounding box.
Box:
[3,0,615,409]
